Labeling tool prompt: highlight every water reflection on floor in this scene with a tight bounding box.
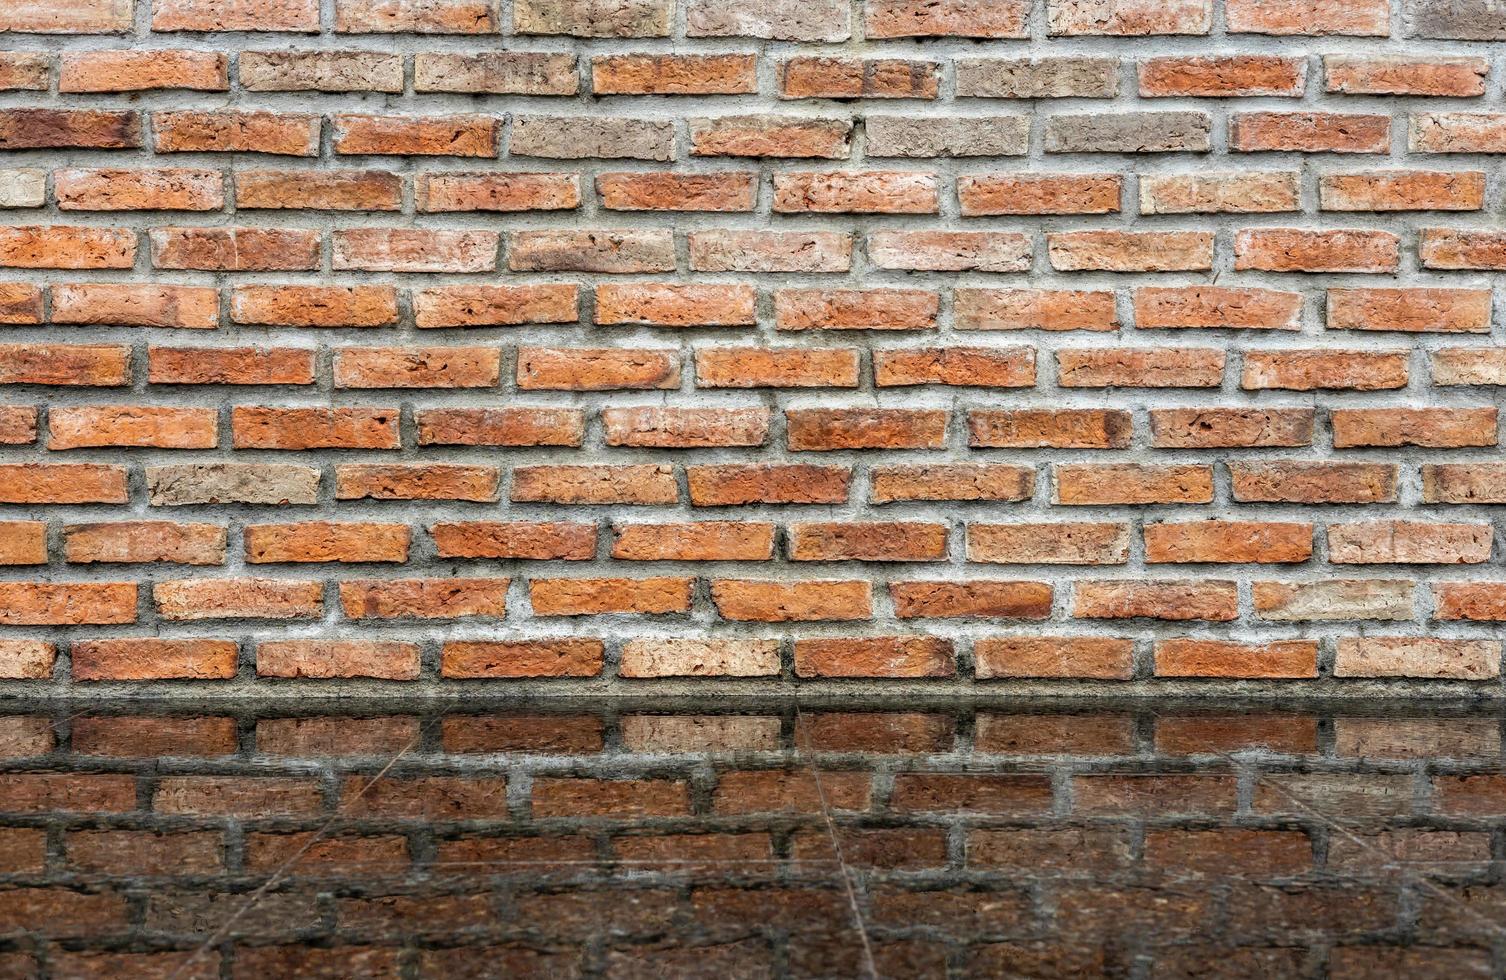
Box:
[0,699,1504,978]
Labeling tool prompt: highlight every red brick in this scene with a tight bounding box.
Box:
[688,464,850,505]
[1057,347,1224,387]
[1139,56,1305,97]
[1156,639,1318,678]
[779,57,938,98]
[1145,521,1313,563]
[72,639,236,681]
[442,639,604,678]
[414,284,577,327]
[891,580,1051,619]
[258,640,420,680]
[1230,462,1397,504]
[1328,287,1490,333]
[232,406,398,449]
[154,578,322,621]
[418,407,583,446]
[60,50,227,92]
[969,408,1130,449]
[612,522,774,561]
[870,463,1034,502]
[598,172,756,211]
[1047,230,1213,272]
[1243,349,1408,390]
[789,521,947,561]
[530,577,692,616]
[1134,286,1302,330]
[976,636,1134,679]
[874,347,1035,388]
[0,464,127,503]
[786,408,947,450]
[244,522,410,563]
[593,54,757,94]
[237,169,402,210]
[512,464,677,504]
[148,346,315,386]
[152,110,319,155]
[795,637,955,678]
[1149,408,1314,448]
[153,0,318,30]
[151,226,320,271]
[1326,56,1486,95]
[1321,170,1484,211]
[1075,580,1236,621]
[333,113,498,157]
[1235,229,1399,272]
[0,226,135,269]
[968,522,1130,565]
[696,347,858,388]
[0,109,140,149]
[1332,407,1496,448]
[1227,0,1387,34]
[432,521,596,560]
[335,463,499,500]
[1230,112,1390,152]
[711,579,871,621]
[517,347,679,390]
[955,288,1118,331]
[1055,464,1213,505]
[63,521,225,564]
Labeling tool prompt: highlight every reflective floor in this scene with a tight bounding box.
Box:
[1,699,1505,978]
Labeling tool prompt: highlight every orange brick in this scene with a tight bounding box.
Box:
[333,346,501,389]
[1227,0,1387,34]
[0,583,136,625]
[597,172,756,211]
[1332,408,1497,448]
[529,577,693,616]
[232,406,399,449]
[0,522,45,565]
[593,54,757,94]
[335,463,500,501]
[1048,230,1213,272]
[418,172,579,212]
[56,168,224,211]
[1145,521,1313,564]
[258,640,420,680]
[244,522,410,563]
[0,463,126,503]
[1075,580,1237,621]
[63,521,225,565]
[779,57,938,99]
[432,521,596,560]
[959,173,1121,215]
[1242,350,1408,390]
[597,283,755,327]
[154,578,322,621]
[711,579,871,621]
[968,409,1131,449]
[1155,639,1318,679]
[1134,286,1302,330]
[151,226,319,271]
[0,343,130,386]
[237,169,402,210]
[1230,113,1389,152]
[1055,464,1213,505]
[152,110,319,155]
[153,0,318,30]
[0,226,135,269]
[688,464,850,506]
[968,523,1130,565]
[1326,56,1486,96]
[602,407,769,447]
[1230,462,1397,504]
[955,288,1118,332]
[789,521,948,561]
[869,463,1034,502]
[60,50,227,92]
[333,113,498,156]
[786,408,947,450]
[874,347,1035,388]
[1057,347,1224,387]
[696,347,859,388]
[72,639,236,681]
[794,637,955,678]
[414,284,577,327]
[1321,171,1484,211]
[975,636,1134,680]
[1149,408,1314,448]
[517,347,679,390]
[891,580,1051,619]
[1139,56,1305,97]
[1328,287,1490,333]
[512,464,678,505]
[612,522,774,561]
[774,171,938,214]
[442,640,604,678]
[147,346,315,386]
[1139,172,1299,214]
[775,288,938,331]
[1235,229,1399,272]
[49,405,216,450]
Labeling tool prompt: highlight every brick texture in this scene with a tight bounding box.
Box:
[0,0,1504,694]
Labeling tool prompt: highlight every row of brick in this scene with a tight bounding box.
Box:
[5,767,1502,820]
[11,225,1506,275]
[13,404,1506,451]
[5,707,1496,757]
[11,345,1506,390]
[2,50,1500,101]
[8,459,1506,505]
[1,0,1492,39]
[6,632,1500,681]
[11,167,1506,218]
[4,282,1501,333]
[23,344,1506,391]
[19,108,1506,157]
[7,518,1506,566]
[3,570,1505,624]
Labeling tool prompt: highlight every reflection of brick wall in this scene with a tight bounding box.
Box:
[0,705,1502,973]
[4,0,1506,694]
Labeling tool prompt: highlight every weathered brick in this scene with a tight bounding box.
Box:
[1327,520,1492,564]
[795,637,954,678]
[1232,112,1390,152]
[1044,111,1210,152]
[153,110,319,155]
[869,0,1029,36]
[869,116,1029,157]
[512,116,673,160]
[780,58,937,98]
[336,0,499,32]
[688,464,850,505]
[1228,0,1387,34]
[696,347,858,388]
[1326,56,1486,95]
[688,0,849,39]
[711,579,871,621]
[73,639,236,681]
[955,288,1118,331]
[414,52,578,93]
[241,51,404,92]
[1048,231,1213,272]
[1139,55,1305,96]
[975,637,1134,679]
[1330,288,1490,333]
[333,113,498,157]
[1230,462,1398,504]
[870,464,1034,502]
[1149,408,1314,448]
[1139,172,1299,214]
[1335,638,1500,680]
[968,523,1130,565]
[153,0,318,30]
[1254,580,1414,622]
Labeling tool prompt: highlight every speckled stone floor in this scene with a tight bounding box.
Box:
[1,699,1504,978]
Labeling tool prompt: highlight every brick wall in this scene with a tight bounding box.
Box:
[0,704,1503,973]
[2,0,1506,695]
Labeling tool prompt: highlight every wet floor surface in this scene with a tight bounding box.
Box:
[1,699,1505,978]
